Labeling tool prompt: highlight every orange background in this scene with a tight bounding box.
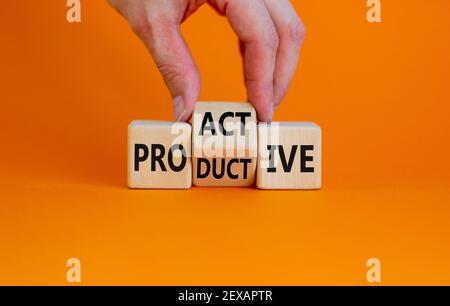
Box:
[1,0,450,285]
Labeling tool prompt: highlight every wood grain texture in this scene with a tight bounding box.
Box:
[192,102,257,187]
[128,121,192,189]
[257,122,322,190]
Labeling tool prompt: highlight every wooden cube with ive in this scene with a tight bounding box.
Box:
[257,122,322,190]
[128,121,192,189]
[192,102,257,187]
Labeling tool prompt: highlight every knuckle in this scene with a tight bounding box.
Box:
[157,63,186,84]
[287,17,306,44]
[263,24,280,51]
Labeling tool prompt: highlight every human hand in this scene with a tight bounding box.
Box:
[108,0,305,122]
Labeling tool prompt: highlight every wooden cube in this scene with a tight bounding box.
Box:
[192,102,257,187]
[257,122,322,190]
[128,121,192,189]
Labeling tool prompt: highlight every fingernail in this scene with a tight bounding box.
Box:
[173,96,186,122]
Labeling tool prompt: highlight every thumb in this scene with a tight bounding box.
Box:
[133,17,200,121]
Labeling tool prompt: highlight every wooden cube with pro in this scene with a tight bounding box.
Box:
[257,122,322,190]
[128,121,192,189]
[192,102,257,187]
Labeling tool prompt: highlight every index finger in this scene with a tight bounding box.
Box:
[211,0,279,122]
